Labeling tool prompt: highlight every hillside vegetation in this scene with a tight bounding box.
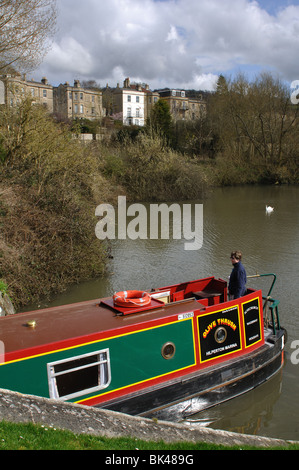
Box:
[0,99,116,307]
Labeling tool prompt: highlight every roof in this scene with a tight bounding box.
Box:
[0,297,201,355]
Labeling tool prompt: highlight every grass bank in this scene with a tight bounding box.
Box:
[0,420,295,450]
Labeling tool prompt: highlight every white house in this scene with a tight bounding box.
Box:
[103,78,158,127]
[122,80,145,126]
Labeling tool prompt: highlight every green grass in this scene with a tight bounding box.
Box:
[0,420,296,450]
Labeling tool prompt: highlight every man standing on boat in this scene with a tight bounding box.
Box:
[229,251,247,299]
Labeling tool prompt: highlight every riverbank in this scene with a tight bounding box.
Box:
[0,388,296,450]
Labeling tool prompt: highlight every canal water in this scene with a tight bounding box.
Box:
[25,185,299,441]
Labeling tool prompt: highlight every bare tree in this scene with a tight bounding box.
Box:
[211,73,299,162]
[0,0,57,72]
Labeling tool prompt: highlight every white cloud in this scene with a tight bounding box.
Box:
[166,25,179,42]
[46,38,93,75]
[34,0,299,91]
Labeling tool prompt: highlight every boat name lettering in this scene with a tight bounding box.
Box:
[206,342,238,356]
[203,318,237,338]
[178,312,194,321]
[244,305,259,314]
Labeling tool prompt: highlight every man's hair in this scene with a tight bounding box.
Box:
[231,250,242,260]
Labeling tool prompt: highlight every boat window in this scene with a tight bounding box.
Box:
[214,327,227,344]
[161,342,176,360]
[47,349,111,400]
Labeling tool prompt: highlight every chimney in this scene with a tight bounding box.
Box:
[41,77,48,85]
[124,77,130,88]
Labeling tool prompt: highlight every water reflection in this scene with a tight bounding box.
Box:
[23,185,299,440]
[186,371,283,437]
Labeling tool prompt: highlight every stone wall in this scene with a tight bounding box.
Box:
[0,388,294,448]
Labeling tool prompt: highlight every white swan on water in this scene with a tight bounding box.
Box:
[266,205,274,213]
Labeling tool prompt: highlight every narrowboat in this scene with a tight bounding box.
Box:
[0,274,286,421]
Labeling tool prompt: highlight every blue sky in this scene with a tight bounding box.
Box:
[34,0,299,91]
[257,0,298,14]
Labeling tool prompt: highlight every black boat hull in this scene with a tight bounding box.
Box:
[100,329,285,421]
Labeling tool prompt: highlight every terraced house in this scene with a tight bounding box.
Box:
[103,78,206,126]
[0,74,54,112]
[54,80,103,121]
[103,77,160,126]
[0,74,206,126]
[0,74,104,121]
[158,89,206,121]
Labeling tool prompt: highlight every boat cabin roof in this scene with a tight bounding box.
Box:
[0,297,202,354]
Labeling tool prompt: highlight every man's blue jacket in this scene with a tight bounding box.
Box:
[229,261,247,299]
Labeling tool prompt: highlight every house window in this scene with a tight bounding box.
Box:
[127,107,131,117]
[43,89,47,98]
[74,104,78,113]
[127,95,131,102]
[136,96,139,103]
[31,88,35,97]
[47,349,111,400]
[80,104,84,114]
[80,93,83,100]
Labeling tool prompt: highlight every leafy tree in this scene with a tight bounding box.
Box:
[215,74,229,95]
[148,99,172,143]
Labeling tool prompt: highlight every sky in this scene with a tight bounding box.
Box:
[33,0,299,91]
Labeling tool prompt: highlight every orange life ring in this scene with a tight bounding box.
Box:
[113,290,151,308]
